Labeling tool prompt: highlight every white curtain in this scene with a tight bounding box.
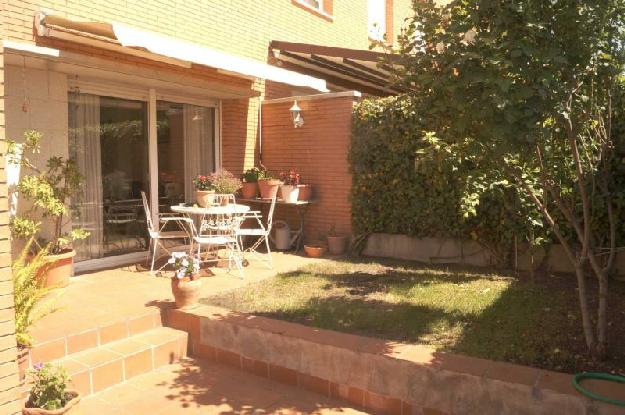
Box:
[183,104,214,202]
[69,93,103,260]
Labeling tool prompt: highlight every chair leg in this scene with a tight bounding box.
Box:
[150,238,158,274]
[264,234,273,269]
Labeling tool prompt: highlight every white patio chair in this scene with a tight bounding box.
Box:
[193,212,245,279]
[141,191,193,274]
[236,193,276,268]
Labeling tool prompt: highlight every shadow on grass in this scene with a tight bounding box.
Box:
[202,257,612,372]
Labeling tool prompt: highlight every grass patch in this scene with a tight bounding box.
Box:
[203,258,625,374]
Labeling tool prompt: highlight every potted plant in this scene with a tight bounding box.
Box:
[279,169,301,203]
[23,363,80,415]
[210,170,242,205]
[14,238,58,381]
[193,175,215,207]
[168,252,201,309]
[304,242,326,258]
[240,167,265,199]
[8,131,89,288]
[327,226,347,255]
[257,170,283,200]
[297,183,313,201]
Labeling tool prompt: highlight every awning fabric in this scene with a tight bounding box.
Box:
[36,13,328,93]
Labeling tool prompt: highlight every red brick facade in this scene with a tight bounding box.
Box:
[261,93,358,241]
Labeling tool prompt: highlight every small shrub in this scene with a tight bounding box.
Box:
[26,363,72,410]
[13,238,57,347]
[210,170,242,194]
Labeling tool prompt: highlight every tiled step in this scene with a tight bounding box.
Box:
[51,327,187,397]
[24,309,163,373]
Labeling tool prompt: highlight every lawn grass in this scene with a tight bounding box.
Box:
[203,258,625,374]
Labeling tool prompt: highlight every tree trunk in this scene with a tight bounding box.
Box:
[574,264,597,353]
[596,268,609,360]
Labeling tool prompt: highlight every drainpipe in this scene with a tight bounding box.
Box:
[258,97,264,167]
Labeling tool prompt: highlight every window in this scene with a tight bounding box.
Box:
[292,0,333,20]
[299,0,322,11]
[368,0,388,41]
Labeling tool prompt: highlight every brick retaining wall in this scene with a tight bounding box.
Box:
[166,305,622,415]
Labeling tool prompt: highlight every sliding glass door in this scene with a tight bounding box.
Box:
[69,93,150,260]
[68,90,218,262]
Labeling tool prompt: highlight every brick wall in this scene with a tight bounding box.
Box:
[261,93,357,241]
[0,43,21,415]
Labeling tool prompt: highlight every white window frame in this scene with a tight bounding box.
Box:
[69,79,221,269]
[368,0,387,41]
[296,0,324,13]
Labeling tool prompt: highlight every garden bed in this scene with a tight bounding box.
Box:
[202,258,625,375]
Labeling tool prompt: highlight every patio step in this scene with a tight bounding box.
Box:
[24,309,163,373]
[49,326,188,397]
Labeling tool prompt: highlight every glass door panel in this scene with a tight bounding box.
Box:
[69,93,149,260]
[156,101,216,209]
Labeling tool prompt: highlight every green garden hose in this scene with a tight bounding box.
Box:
[572,372,625,407]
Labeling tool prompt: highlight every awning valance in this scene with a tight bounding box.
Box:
[35,13,328,93]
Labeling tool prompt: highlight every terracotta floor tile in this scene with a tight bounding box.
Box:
[30,338,66,364]
[71,348,122,368]
[124,348,153,380]
[66,329,98,354]
[91,359,124,393]
[99,320,129,344]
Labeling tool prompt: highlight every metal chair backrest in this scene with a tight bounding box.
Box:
[266,193,277,233]
[140,191,156,235]
[214,193,236,206]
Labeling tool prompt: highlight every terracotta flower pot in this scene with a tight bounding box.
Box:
[23,390,81,415]
[38,250,75,288]
[257,179,283,200]
[241,182,258,199]
[171,277,201,309]
[327,236,347,255]
[280,184,299,203]
[297,184,312,201]
[196,190,215,207]
[304,244,326,258]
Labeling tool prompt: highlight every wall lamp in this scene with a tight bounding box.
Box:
[290,101,304,128]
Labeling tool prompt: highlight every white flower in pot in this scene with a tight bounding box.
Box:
[279,169,301,203]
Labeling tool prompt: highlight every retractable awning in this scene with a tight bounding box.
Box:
[34,13,328,93]
[269,40,403,96]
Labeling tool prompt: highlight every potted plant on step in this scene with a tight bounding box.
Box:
[23,363,80,415]
[257,169,283,200]
[327,226,348,255]
[14,238,59,381]
[279,169,301,203]
[8,131,89,288]
[210,170,242,205]
[240,167,265,199]
[169,252,201,309]
[193,175,215,207]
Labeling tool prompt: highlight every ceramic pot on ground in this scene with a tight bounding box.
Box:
[280,185,300,203]
[258,179,282,200]
[38,250,76,288]
[297,184,312,201]
[171,277,201,309]
[196,190,215,207]
[241,182,258,199]
[304,244,326,258]
[22,390,81,415]
[327,236,347,255]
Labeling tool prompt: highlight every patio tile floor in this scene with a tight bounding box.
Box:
[31,252,324,346]
[74,357,369,414]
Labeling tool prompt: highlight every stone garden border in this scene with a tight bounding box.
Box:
[166,304,622,415]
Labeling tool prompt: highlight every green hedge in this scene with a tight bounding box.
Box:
[351,96,545,265]
[351,94,625,266]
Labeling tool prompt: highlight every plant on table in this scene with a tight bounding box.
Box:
[7,130,89,288]
[23,363,80,414]
[279,169,301,203]
[168,252,201,309]
[210,170,242,205]
[193,174,215,207]
[240,167,267,199]
[257,168,283,199]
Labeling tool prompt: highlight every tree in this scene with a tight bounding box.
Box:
[390,0,625,360]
